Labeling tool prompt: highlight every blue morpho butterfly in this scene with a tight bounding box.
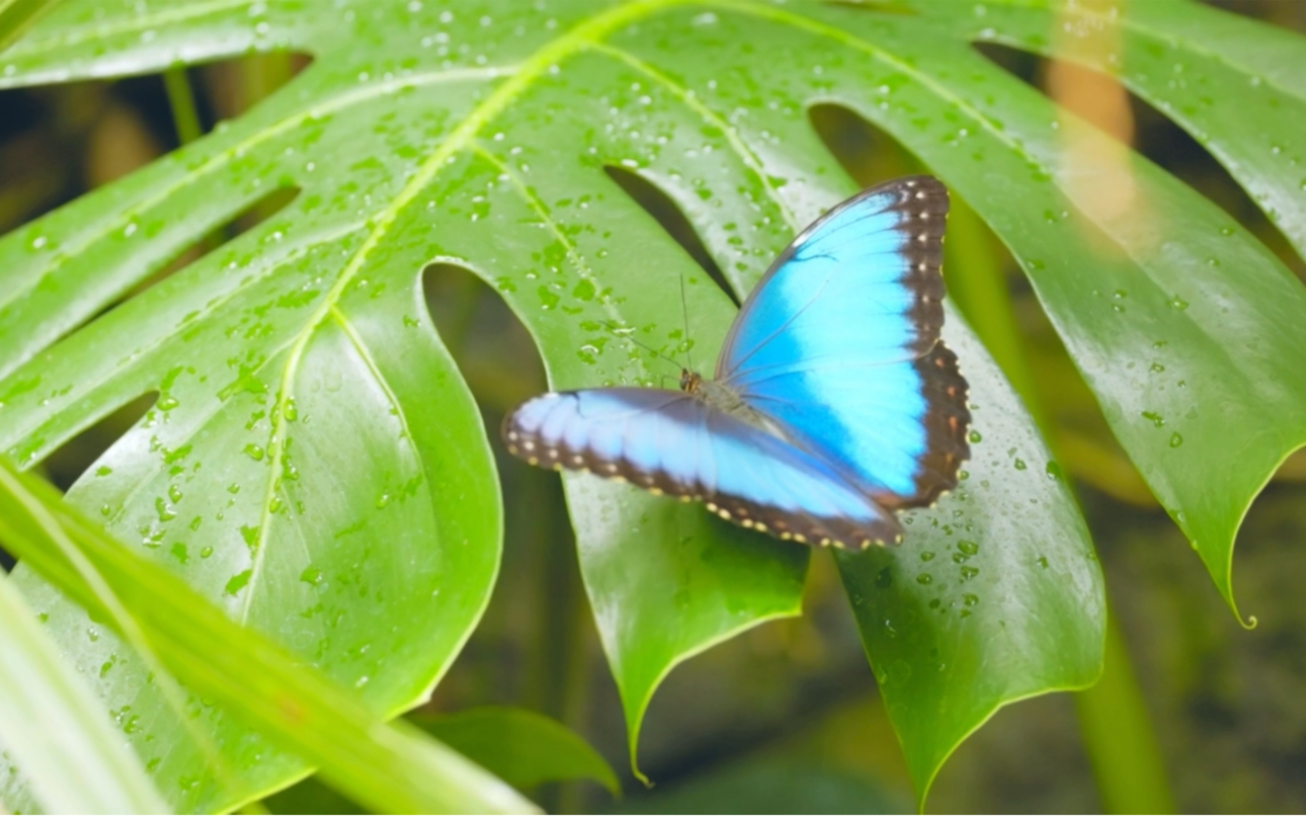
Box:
[503,175,970,549]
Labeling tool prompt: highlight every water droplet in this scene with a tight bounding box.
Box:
[376,492,392,509]
[920,550,936,562]
[962,593,979,607]
[225,569,253,596]
[1169,295,1189,311]
[1141,410,1165,427]
[957,540,979,555]
[244,443,265,461]
[967,430,983,443]
[959,565,980,581]
[1169,432,1183,448]
[155,497,176,522]
[1014,458,1027,470]
[916,573,933,585]
[1037,555,1049,569]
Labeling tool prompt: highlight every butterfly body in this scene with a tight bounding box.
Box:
[503,176,971,550]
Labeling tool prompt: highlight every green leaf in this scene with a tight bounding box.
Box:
[890,0,1306,619]
[31,0,1306,805]
[837,310,1103,801]
[413,706,620,795]
[0,459,537,815]
[0,570,167,815]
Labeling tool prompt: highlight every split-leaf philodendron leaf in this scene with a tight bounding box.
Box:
[0,0,1300,809]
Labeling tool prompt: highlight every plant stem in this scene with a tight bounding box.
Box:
[532,472,594,814]
[1075,616,1175,813]
[163,67,203,146]
[944,194,1175,814]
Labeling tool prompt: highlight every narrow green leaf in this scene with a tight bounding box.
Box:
[0,0,60,55]
[413,706,621,795]
[0,571,168,815]
[0,459,537,815]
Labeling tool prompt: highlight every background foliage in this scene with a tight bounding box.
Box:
[0,0,1303,813]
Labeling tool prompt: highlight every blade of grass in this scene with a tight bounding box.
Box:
[0,458,537,815]
[0,571,168,814]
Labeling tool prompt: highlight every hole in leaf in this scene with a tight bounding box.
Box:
[973,41,1305,279]
[419,261,587,725]
[37,391,158,494]
[808,103,927,185]
[49,184,303,358]
[422,262,546,412]
[820,0,916,14]
[0,52,312,233]
[123,184,302,301]
[603,165,739,307]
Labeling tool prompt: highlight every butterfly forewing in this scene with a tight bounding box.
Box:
[718,175,970,508]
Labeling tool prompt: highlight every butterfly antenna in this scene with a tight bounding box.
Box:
[599,321,685,373]
[679,272,694,373]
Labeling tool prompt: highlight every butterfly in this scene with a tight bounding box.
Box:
[502,176,970,550]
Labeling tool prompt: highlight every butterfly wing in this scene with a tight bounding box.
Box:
[503,388,901,547]
[718,175,970,508]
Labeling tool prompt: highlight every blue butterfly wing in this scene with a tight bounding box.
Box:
[504,388,901,547]
[718,176,970,507]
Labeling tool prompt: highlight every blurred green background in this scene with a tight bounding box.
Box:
[2,1,1304,812]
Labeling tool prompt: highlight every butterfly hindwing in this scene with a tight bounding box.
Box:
[718,176,970,508]
[503,389,902,547]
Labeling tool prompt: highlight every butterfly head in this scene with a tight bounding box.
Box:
[679,369,703,394]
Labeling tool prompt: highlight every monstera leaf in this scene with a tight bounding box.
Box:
[0,0,1301,810]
